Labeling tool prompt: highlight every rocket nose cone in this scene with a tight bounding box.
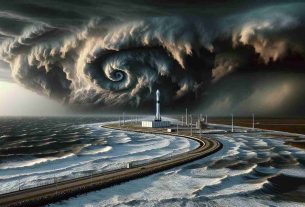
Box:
[156,90,160,95]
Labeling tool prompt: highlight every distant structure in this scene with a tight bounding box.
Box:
[252,113,255,130]
[155,89,161,121]
[231,113,234,132]
[196,118,207,129]
[185,108,188,126]
[142,90,171,128]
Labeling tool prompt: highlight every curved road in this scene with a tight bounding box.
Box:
[0,123,222,207]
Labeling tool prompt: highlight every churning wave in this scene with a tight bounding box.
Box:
[48,130,305,207]
[0,117,198,193]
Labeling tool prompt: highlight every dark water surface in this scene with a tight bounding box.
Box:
[0,117,305,206]
[0,116,116,162]
[0,116,197,197]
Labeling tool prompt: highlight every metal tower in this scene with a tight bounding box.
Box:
[155,90,161,121]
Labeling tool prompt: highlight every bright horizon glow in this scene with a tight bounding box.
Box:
[0,81,67,116]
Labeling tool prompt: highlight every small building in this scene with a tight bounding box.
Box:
[142,120,171,128]
[167,128,176,133]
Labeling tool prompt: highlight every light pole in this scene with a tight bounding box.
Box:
[190,115,193,136]
[185,108,188,126]
[252,113,255,130]
[231,113,234,132]
[182,115,184,126]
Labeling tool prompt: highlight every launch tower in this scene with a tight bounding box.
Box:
[142,89,170,128]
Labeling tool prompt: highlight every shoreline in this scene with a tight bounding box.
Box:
[0,122,222,207]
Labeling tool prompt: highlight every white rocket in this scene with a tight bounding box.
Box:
[155,89,161,121]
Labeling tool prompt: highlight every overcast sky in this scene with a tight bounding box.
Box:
[1,0,305,116]
[0,81,67,116]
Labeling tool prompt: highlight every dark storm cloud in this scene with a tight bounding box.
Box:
[199,72,305,117]
[0,0,305,114]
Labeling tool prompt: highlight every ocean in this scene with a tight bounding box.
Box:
[50,131,305,207]
[0,117,305,207]
[0,116,198,194]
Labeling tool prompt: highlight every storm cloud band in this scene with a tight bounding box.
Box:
[1,1,305,112]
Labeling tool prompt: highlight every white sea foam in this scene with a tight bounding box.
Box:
[80,146,113,155]
[0,122,199,196]
[3,121,305,207]
[0,153,75,170]
[213,196,305,207]
[44,129,305,207]
[113,136,131,144]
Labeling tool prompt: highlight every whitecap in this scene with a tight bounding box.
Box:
[0,153,75,170]
[80,146,112,155]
